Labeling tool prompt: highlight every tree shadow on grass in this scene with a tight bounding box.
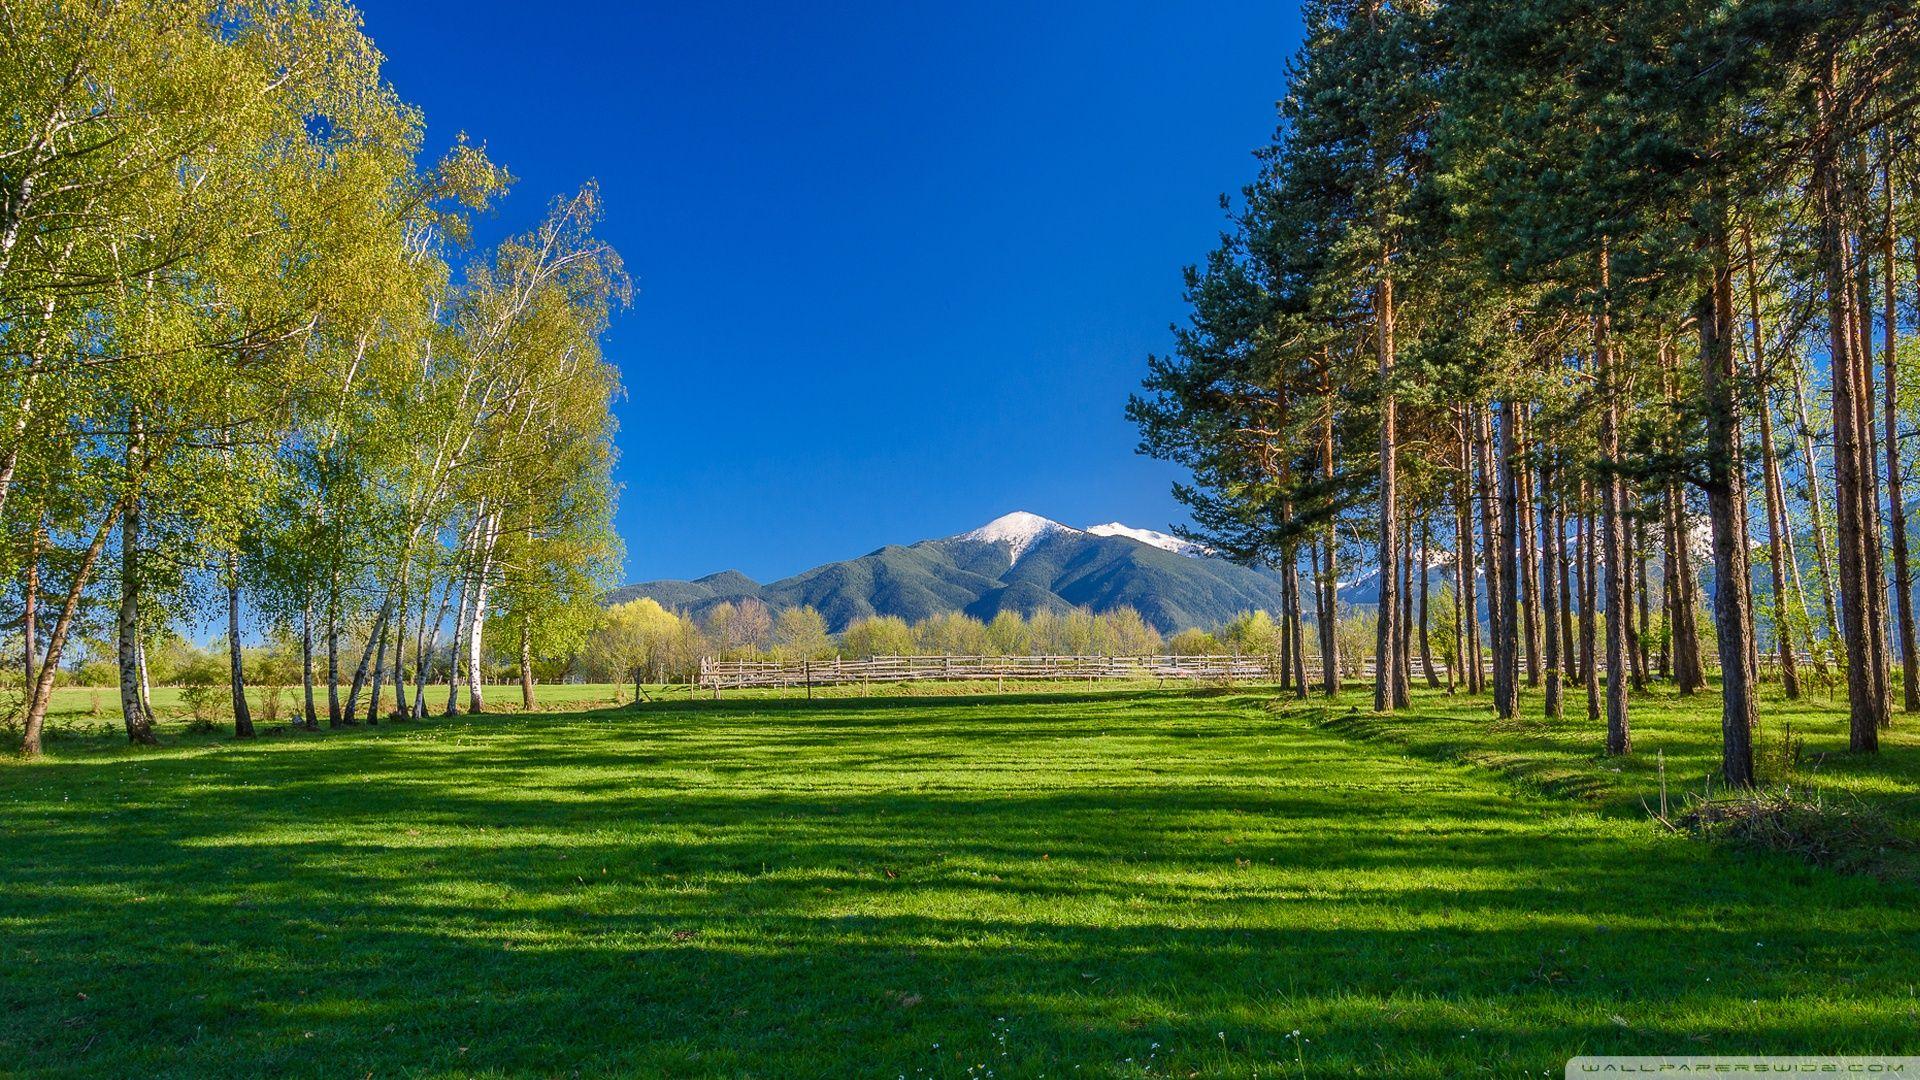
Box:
[2,692,1917,1077]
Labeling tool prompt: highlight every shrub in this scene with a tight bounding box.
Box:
[176,656,226,730]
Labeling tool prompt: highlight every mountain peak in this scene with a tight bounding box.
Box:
[1086,522,1211,557]
[957,511,1081,562]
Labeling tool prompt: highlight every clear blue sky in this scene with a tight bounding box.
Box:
[360,1,1305,584]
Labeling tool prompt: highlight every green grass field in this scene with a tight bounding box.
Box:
[4,685,1918,1077]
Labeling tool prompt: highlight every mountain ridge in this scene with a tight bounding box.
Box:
[607,511,1298,632]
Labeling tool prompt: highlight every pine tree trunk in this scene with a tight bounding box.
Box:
[1456,410,1481,694]
[1477,404,1503,696]
[1818,59,1886,751]
[1669,480,1707,694]
[1786,347,1843,664]
[1883,159,1917,712]
[1396,514,1412,707]
[1539,450,1564,721]
[1579,490,1601,724]
[1699,224,1757,786]
[1520,500,1542,689]
[1494,401,1521,719]
[1320,391,1340,695]
[1448,508,1463,693]
[1658,513,1674,682]
[1635,515,1654,687]
[1745,224,1803,699]
[1624,493,1646,692]
[1418,515,1438,688]
[1375,268,1400,712]
[1558,489,1576,681]
[227,555,254,739]
[1855,237,1894,729]
[1322,528,1341,694]
[1596,248,1631,755]
[1516,415,1541,688]
[1287,545,1308,698]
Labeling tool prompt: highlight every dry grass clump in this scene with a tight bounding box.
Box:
[1679,786,1916,878]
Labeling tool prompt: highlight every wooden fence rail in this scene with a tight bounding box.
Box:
[697,649,1785,694]
[695,653,1411,691]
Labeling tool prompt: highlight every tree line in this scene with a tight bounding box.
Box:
[2,1,624,756]
[1130,0,1920,787]
[585,598,1303,690]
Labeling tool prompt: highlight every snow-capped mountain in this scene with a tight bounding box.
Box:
[1086,522,1211,557]
[959,510,1084,562]
[609,510,1294,632]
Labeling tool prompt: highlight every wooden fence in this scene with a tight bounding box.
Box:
[697,654,1284,691]
[693,650,1787,694]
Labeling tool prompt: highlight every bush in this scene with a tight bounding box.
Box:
[71,660,120,688]
[176,656,226,730]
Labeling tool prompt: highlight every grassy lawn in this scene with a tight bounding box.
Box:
[3,687,1918,1077]
[1306,679,1920,848]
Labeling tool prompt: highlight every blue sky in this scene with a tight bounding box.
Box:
[361,1,1306,584]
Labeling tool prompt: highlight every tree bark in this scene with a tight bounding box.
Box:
[1698,223,1757,786]
[1744,224,1802,699]
[1374,269,1400,712]
[20,507,122,756]
[1558,481,1576,682]
[1287,544,1308,697]
[1477,404,1503,697]
[1319,388,1340,695]
[1418,515,1438,688]
[1785,347,1843,667]
[467,516,498,715]
[1397,513,1413,706]
[1516,414,1541,688]
[326,583,342,727]
[1883,156,1917,711]
[1623,493,1646,692]
[1457,409,1483,694]
[21,522,39,700]
[1579,488,1601,725]
[1596,247,1630,756]
[1634,514,1653,689]
[365,609,390,726]
[1818,58,1886,751]
[1494,401,1521,719]
[520,614,536,710]
[302,602,319,729]
[1539,447,1564,721]
[343,597,392,725]
[117,487,156,745]
[227,554,254,738]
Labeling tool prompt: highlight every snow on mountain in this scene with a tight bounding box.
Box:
[956,511,1083,562]
[1086,522,1210,557]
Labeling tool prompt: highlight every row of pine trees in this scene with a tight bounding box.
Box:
[1132,0,1920,786]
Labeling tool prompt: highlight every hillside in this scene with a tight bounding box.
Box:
[607,511,1295,631]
